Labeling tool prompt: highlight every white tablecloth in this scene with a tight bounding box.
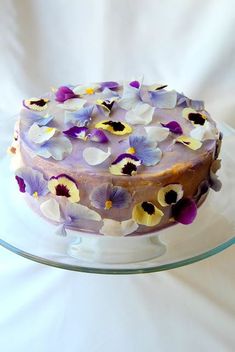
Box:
[0,1,234,351]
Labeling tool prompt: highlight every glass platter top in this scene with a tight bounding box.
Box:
[0,136,234,275]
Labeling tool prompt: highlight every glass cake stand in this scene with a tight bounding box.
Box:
[0,136,234,274]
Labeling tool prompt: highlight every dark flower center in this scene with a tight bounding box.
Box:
[155,84,168,90]
[101,100,114,111]
[103,121,125,131]
[30,99,47,107]
[165,190,177,204]
[141,202,155,215]
[55,184,70,197]
[122,162,137,175]
[188,113,205,125]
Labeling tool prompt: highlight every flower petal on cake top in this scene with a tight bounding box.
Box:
[28,123,57,144]
[128,135,162,166]
[83,147,111,166]
[100,81,119,91]
[177,93,205,111]
[172,198,197,225]
[209,159,222,192]
[40,198,61,222]
[182,108,207,126]
[36,135,73,160]
[109,153,141,176]
[96,98,117,115]
[88,129,109,143]
[101,87,120,100]
[132,201,164,227]
[65,202,101,225]
[144,125,170,143]
[161,121,183,135]
[23,98,49,111]
[57,98,87,111]
[118,84,142,110]
[90,183,132,210]
[95,120,132,135]
[129,80,140,89]
[100,218,138,236]
[190,121,219,141]
[125,103,155,125]
[193,180,210,203]
[15,167,49,198]
[176,135,202,150]
[149,90,177,109]
[64,105,94,127]
[22,111,54,128]
[157,184,184,207]
[55,86,77,102]
[63,126,89,140]
[147,84,168,91]
[73,83,100,95]
[48,174,80,203]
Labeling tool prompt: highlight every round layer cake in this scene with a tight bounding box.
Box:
[9,80,222,237]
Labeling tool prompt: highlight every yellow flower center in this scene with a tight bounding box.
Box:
[46,127,54,133]
[33,191,38,199]
[85,87,95,95]
[105,200,113,210]
[127,147,136,154]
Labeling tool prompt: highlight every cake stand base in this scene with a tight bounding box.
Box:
[68,234,166,264]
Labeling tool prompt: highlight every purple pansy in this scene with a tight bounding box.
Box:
[161,121,183,135]
[90,183,132,210]
[172,198,197,225]
[149,89,177,109]
[130,81,140,89]
[88,129,109,143]
[177,93,205,111]
[128,135,162,166]
[63,126,88,140]
[55,86,77,103]
[15,167,48,198]
[109,153,141,176]
[64,105,94,127]
[63,126,109,143]
[100,81,119,91]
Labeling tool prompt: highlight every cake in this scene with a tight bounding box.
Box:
[9,80,222,237]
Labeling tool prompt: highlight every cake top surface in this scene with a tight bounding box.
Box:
[19,80,219,177]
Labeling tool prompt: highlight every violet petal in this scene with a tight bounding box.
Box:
[129,81,140,89]
[55,86,77,103]
[161,121,183,135]
[100,81,119,91]
[15,175,26,193]
[88,129,109,143]
[172,198,197,225]
[63,126,88,139]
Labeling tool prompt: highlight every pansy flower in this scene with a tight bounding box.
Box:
[177,93,205,110]
[100,81,119,91]
[176,135,202,150]
[73,83,100,95]
[96,98,118,116]
[190,121,219,141]
[161,121,183,135]
[83,147,111,165]
[95,120,132,135]
[172,198,197,225]
[149,89,177,109]
[48,174,80,203]
[125,102,155,125]
[157,184,184,207]
[64,105,94,127]
[118,84,143,110]
[182,108,207,126]
[147,84,168,91]
[63,126,109,144]
[90,183,132,210]
[127,135,162,166]
[144,125,170,143]
[132,201,164,227]
[15,167,48,198]
[100,218,138,237]
[27,123,72,160]
[55,86,77,103]
[23,97,49,111]
[22,111,54,128]
[109,153,141,176]
[57,98,87,111]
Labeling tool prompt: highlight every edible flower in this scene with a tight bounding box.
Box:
[57,98,87,111]
[182,108,207,126]
[21,110,54,128]
[125,102,155,125]
[172,198,197,225]
[149,89,177,109]
[118,84,143,110]
[83,147,111,165]
[144,125,169,143]
[132,201,164,227]
[15,167,48,198]
[128,135,162,166]
[64,105,94,127]
[23,97,49,111]
[161,121,183,135]
[48,174,80,203]
[95,120,132,135]
[157,184,184,207]
[109,153,141,176]
[63,126,109,143]
[177,93,205,110]
[90,183,132,210]
[96,98,117,116]
[100,81,119,91]
[176,135,202,150]
[100,218,138,236]
[55,86,77,103]
[190,121,219,141]
[73,83,100,95]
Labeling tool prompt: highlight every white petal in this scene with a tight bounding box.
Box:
[125,103,155,125]
[190,121,218,141]
[57,98,87,111]
[73,84,100,95]
[40,199,61,222]
[151,90,177,109]
[100,218,138,237]
[83,147,111,166]
[36,136,73,161]
[55,224,67,237]
[118,85,141,110]
[28,123,56,144]
[144,125,169,143]
[66,203,101,221]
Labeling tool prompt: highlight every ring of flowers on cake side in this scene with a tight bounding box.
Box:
[10,78,222,237]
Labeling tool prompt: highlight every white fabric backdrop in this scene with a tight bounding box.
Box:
[0,1,235,351]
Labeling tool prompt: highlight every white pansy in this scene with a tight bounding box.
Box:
[40,199,61,222]
[100,218,139,236]
[125,103,155,125]
[57,98,87,111]
[73,83,100,95]
[190,121,219,141]
[144,125,169,143]
[83,147,111,166]
[28,123,57,144]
